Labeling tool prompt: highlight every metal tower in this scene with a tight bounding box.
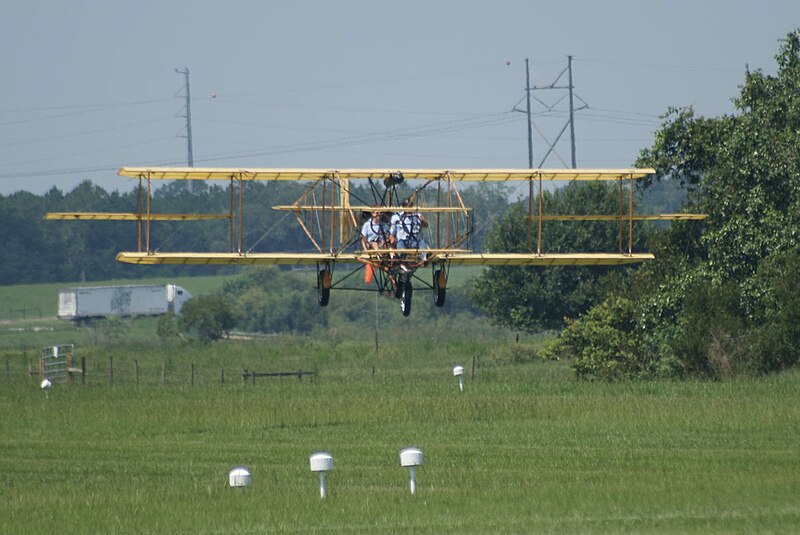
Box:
[513,56,587,168]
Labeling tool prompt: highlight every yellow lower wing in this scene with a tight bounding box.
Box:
[116,251,653,266]
[439,253,654,266]
[116,252,351,265]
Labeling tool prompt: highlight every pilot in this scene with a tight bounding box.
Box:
[361,209,389,250]
[390,198,428,260]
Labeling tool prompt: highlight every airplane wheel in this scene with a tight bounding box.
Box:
[433,269,447,307]
[394,274,405,299]
[400,280,413,316]
[317,269,331,307]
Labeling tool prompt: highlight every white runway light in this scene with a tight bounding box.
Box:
[41,378,52,399]
[399,447,423,495]
[309,451,333,499]
[228,466,252,490]
[453,365,464,392]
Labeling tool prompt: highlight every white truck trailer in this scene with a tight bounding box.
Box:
[57,284,192,320]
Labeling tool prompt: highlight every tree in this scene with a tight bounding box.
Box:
[222,266,329,334]
[553,29,800,379]
[178,294,236,341]
[469,182,651,332]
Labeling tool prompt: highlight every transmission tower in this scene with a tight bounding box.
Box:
[513,56,587,168]
[174,67,194,166]
[175,67,203,193]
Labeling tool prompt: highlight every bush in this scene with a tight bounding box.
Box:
[670,279,745,378]
[178,294,236,341]
[744,249,800,373]
[543,297,644,381]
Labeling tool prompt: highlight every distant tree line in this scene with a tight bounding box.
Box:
[0,179,511,286]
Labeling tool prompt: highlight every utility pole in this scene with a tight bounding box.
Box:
[512,56,587,169]
[175,67,194,167]
[525,58,533,169]
[567,55,576,168]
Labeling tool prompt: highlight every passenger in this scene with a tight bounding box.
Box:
[390,198,428,261]
[361,209,389,251]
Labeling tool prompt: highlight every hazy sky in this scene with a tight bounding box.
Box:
[1,1,797,195]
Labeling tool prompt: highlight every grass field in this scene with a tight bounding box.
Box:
[0,267,486,322]
[0,275,232,320]
[0,268,488,351]
[2,336,800,534]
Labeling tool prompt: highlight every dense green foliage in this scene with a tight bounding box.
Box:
[177,294,237,341]
[0,180,312,284]
[469,182,651,331]
[0,180,509,286]
[175,266,485,338]
[548,30,800,380]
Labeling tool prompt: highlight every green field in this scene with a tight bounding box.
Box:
[0,267,486,322]
[0,275,232,320]
[2,335,800,534]
[2,272,799,533]
[0,268,488,351]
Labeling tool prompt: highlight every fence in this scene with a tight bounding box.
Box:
[241,369,314,384]
[40,345,84,384]
[5,355,315,387]
[8,307,42,320]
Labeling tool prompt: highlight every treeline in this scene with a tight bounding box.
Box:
[532,30,800,379]
[164,265,484,341]
[0,179,510,286]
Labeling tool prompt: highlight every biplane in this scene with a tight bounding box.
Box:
[45,167,706,316]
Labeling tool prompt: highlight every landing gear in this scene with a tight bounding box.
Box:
[317,268,331,306]
[400,279,413,316]
[433,269,447,307]
[394,274,405,299]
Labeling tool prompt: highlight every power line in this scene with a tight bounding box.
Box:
[0,110,521,181]
[194,112,520,164]
[0,119,174,149]
[0,98,174,127]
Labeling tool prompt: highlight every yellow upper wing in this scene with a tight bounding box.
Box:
[118,167,654,182]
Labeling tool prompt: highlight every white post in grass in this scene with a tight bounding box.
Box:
[399,447,423,495]
[453,365,464,392]
[228,466,252,491]
[309,452,333,499]
[41,378,52,400]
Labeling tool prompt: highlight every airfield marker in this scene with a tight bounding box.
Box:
[41,378,51,399]
[309,451,333,499]
[228,466,252,491]
[453,365,464,392]
[399,447,423,495]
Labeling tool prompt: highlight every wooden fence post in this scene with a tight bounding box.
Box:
[81,357,86,384]
[189,363,194,386]
[134,359,140,385]
[161,361,166,385]
[220,369,225,384]
[108,356,113,385]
